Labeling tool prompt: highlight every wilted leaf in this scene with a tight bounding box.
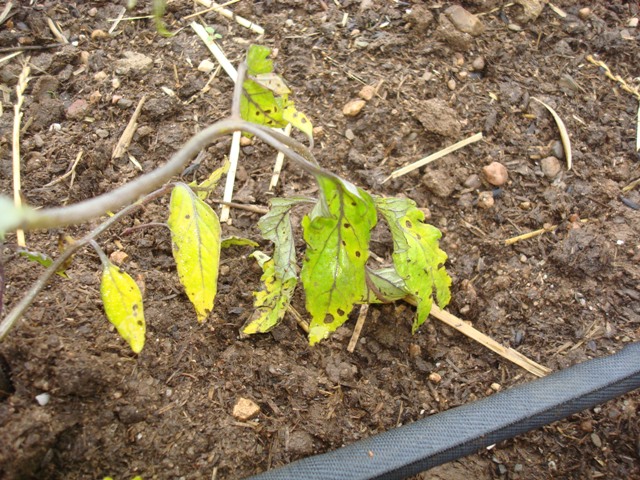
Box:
[253,72,291,95]
[362,267,411,304]
[18,248,69,278]
[100,260,145,353]
[241,44,313,143]
[190,158,230,200]
[243,197,307,334]
[375,197,451,333]
[243,252,297,334]
[167,183,221,322]
[301,178,377,345]
[221,236,259,249]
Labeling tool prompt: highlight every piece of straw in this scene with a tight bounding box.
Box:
[347,304,369,353]
[531,97,572,170]
[383,132,483,183]
[195,0,264,35]
[112,95,147,160]
[12,58,30,247]
[269,123,292,190]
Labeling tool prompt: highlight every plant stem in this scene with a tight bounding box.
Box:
[0,185,171,342]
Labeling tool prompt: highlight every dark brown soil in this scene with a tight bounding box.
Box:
[1,1,639,479]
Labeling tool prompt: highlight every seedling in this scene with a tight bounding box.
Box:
[0,45,451,351]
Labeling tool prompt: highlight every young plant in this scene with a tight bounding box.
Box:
[0,45,451,352]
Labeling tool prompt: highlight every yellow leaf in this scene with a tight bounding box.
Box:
[100,261,145,353]
[190,158,230,200]
[167,183,221,322]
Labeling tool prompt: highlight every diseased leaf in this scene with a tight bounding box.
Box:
[18,248,69,278]
[241,45,313,143]
[167,183,221,322]
[301,178,377,345]
[243,252,297,334]
[253,72,291,95]
[375,197,451,333]
[362,267,411,304]
[246,44,273,75]
[190,159,230,200]
[100,260,145,353]
[243,197,308,334]
[221,236,259,249]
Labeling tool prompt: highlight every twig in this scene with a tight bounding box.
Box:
[191,21,237,81]
[220,131,241,223]
[211,200,269,214]
[287,305,309,333]
[183,0,241,21]
[112,95,147,160]
[270,123,292,190]
[504,223,557,246]
[194,0,264,35]
[383,132,483,183]
[347,304,369,353]
[0,43,65,54]
[0,51,21,67]
[622,177,640,193]
[531,97,572,170]
[43,150,83,188]
[0,185,172,342]
[46,17,69,44]
[108,6,127,34]
[12,58,30,247]
[547,2,567,18]
[427,305,551,377]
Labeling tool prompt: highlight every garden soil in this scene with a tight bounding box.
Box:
[1,1,639,479]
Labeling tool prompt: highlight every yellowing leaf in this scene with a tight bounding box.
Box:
[167,183,221,322]
[253,72,291,95]
[242,44,313,143]
[243,198,307,335]
[243,252,297,334]
[100,261,145,353]
[362,267,411,304]
[375,197,451,333]
[221,236,259,249]
[191,158,230,200]
[301,178,377,345]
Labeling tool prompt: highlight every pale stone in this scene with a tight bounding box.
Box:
[444,5,485,36]
[359,85,375,101]
[232,398,261,421]
[541,156,562,178]
[342,99,366,117]
[482,161,508,186]
[477,191,495,209]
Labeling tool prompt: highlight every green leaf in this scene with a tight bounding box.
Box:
[243,197,308,334]
[167,183,221,322]
[152,0,173,37]
[243,252,297,334]
[301,178,377,345]
[189,159,230,200]
[246,44,273,75]
[18,249,69,278]
[375,197,451,333]
[221,236,259,249]
[240,78,286,130]
[100,260,145,353]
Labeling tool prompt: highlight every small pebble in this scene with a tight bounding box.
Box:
[591,433,602,448]
[508,23,523,32]
[94,71,108,82]
[514,464,523,473]
[551,140,564,159]
[463,174,482,189]
[285,19,294,28]
[519,254,527,263]
[629,18,639,28]
[89,90,102,104]
[109,250,128,265]
[359,85,375,101]
[239,136,253,146]
[96,129,109,139]
[343,99,366,117]
[447,79,456,90]
[35,393,50,406]
[116,98,133,109]
[219,265,230,276]
[541,156,561,178]
[33,134,44,148]
[312,126,324,138]
[428,372,442,383]
[472,56,486,71]
[519,201,531,210]
[482,161,509,186]
[197,59,215,73]
[66,99,90,118]
[490,382,502,392]
[79,51,90,65]
[232,397,261,421]
[477,191,495,209]
[88,7,98,17]
[91,29,109,40]
[345,129,355,140]
[578,7,592,20]
[408,343,421,358]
